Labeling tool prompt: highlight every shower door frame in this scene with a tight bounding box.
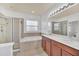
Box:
[12,17,23,51]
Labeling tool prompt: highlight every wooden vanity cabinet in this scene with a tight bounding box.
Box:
[51,40,62,56]
[62,50,73,56]
[61,43,79,56]
[45,39,51,56]
[42,36,51,56]
[42,36,79,56]
[42,36,46,51]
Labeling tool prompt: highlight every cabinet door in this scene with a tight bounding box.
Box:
[51,45,62,56]
[51,41,62,56]
[42,37,46,51]
[62,50,73,56]
[46,39,51,56]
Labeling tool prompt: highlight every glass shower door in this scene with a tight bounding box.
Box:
[0,17,12,44]
[0,17,21,53]
[12,18,21,51]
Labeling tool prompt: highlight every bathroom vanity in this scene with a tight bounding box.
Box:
[42,34,79,56]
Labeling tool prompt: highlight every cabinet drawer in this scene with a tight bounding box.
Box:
[52,40,63,48]
[62,50,73,56]
[61,44,79,56]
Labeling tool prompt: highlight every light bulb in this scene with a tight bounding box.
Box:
[32,11,35,13]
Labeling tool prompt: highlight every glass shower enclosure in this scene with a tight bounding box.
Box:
[0,17,21,52]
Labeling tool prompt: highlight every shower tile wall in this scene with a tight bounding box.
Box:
[0,17,21,51]
[0,17,12,44]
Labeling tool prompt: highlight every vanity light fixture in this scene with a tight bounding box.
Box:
[50,3,74,17]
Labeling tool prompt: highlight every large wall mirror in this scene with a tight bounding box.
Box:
[52,21,67,35]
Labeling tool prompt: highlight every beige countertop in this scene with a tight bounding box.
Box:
[42,34,79,50]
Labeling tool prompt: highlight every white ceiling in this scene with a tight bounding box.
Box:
[0,3,64,16]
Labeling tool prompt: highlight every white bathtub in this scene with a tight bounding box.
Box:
[20,36,42,42]
[0,42,14,56]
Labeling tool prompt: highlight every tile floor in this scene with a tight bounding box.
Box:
[14,39,47,56]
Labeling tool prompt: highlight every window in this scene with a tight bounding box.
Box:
[54,23,60,31]
[24,20,39,33]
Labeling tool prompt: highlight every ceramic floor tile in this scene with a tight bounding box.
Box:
[14,40,47,56]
